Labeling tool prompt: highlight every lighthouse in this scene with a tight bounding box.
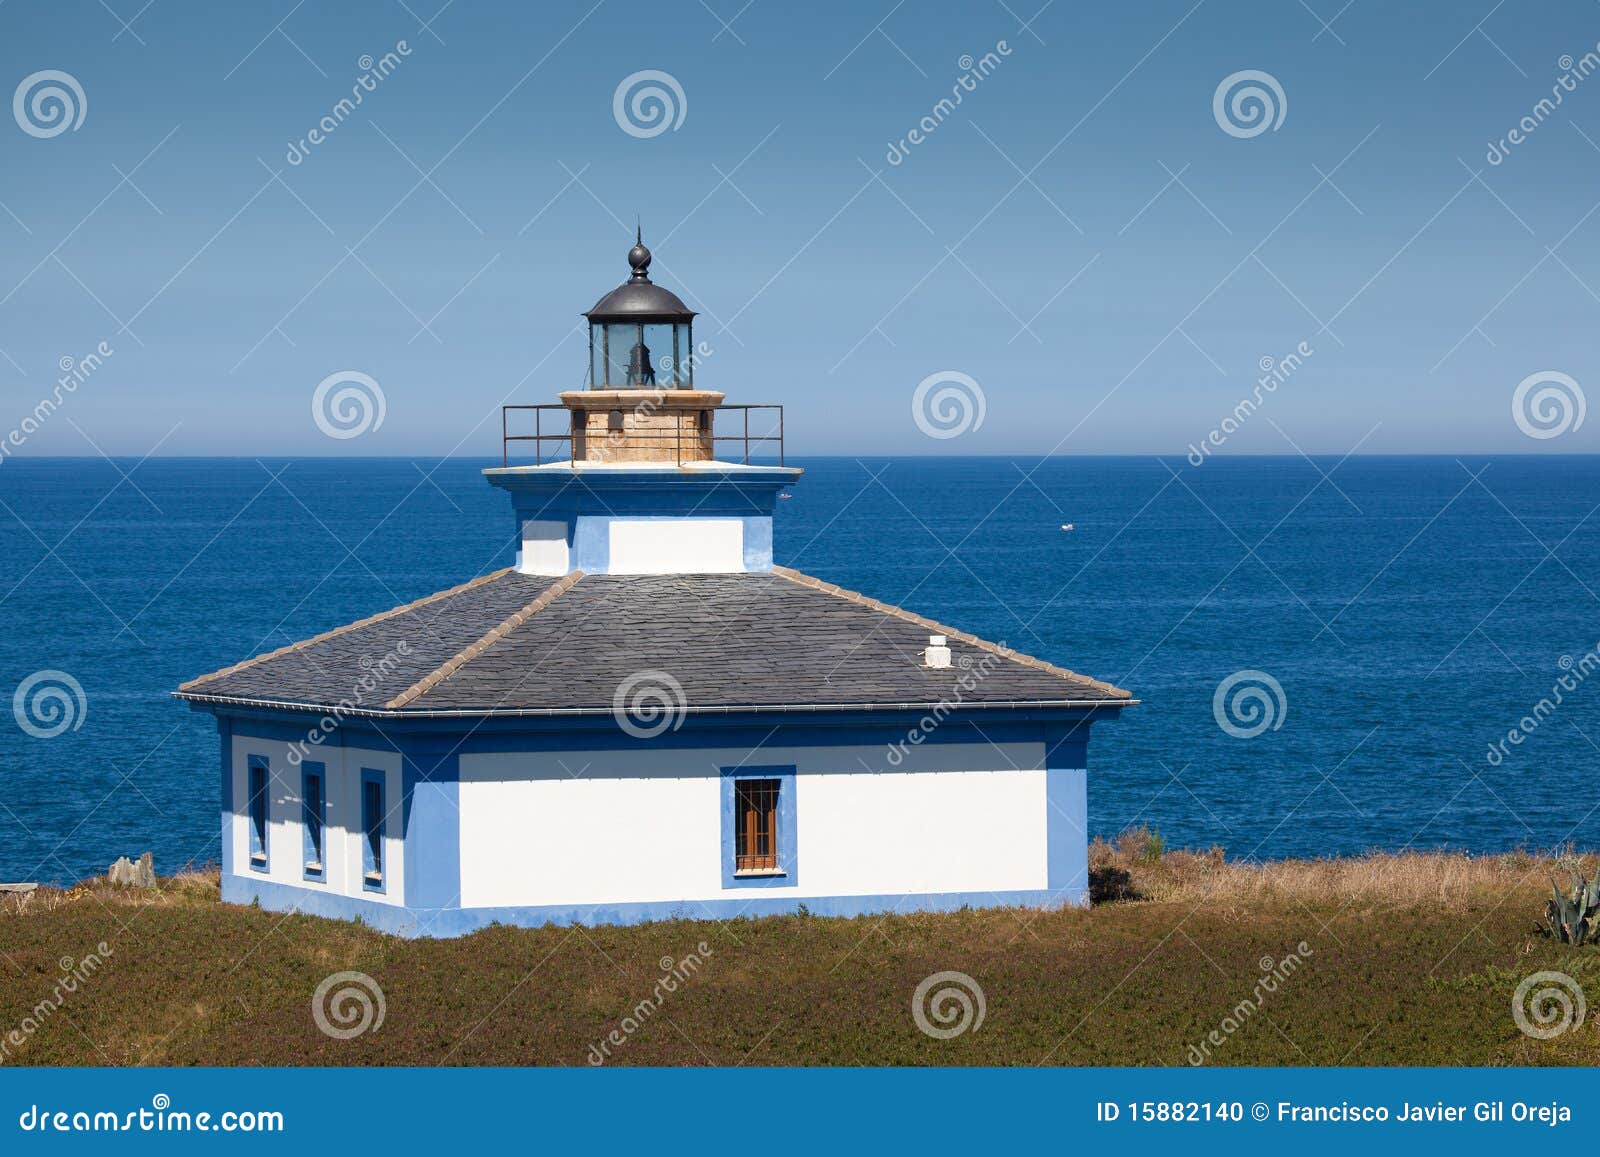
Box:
[175,237,1135,937]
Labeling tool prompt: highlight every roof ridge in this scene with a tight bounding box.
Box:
[386,570,586,708]
[768,566,1133,700]
[177,567,518,693]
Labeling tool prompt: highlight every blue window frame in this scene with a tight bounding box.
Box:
[720,765,798,889]
[247,755,269,873]
[360,768,385,893]
[301,763,326,881]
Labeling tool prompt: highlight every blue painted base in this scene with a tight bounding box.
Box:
[222,874,1089,939]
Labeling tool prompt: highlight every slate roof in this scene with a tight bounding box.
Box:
[175,567,1134,717]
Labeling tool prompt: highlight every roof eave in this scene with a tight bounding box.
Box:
[171,689,1137,719]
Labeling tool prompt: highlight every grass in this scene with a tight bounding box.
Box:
[2,834,1598,1066]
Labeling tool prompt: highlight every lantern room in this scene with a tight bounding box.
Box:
[501,233,787,469]
[584,229,696,388]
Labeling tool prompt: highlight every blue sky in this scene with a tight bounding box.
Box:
[2,0,1599,455]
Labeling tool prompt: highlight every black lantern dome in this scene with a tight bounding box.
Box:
[584,229,697,389]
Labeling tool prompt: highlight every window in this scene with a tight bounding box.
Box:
[361,770,385,892]
[301,764,325,881]
[721,766,796,889]
[734,779,780,872]
[247,758,269,872]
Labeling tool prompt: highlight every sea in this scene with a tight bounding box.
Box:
[1,455,1597,884]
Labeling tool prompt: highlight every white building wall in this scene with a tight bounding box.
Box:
[608,518,743,574]
[228,736,405,907]
[517,520,570,575]
[798,765,1045,897]
[456,741,1047,909]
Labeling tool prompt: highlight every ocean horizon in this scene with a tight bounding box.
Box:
[2,452,1597,884]
[13,452,1600,460]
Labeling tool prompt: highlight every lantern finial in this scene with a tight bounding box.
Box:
[627,226,651,282]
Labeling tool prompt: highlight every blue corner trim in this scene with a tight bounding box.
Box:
[741,515,772,570]
[572,515,609,573]
[300,762,326,882]
[403,751,460,911]
[719,765,798,890]
[217,716,234,877]
[360,767,387,895]
[1044,726,1090,901]
[246,753,269,875]
[222,875,1082,939]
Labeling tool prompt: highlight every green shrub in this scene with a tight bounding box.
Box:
[1138,829,1165,863]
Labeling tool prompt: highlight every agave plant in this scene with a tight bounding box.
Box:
[1545,863,1600,945]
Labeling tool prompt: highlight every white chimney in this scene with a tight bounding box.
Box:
[924,634,951,669]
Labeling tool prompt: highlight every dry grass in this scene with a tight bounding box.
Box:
[2,845,1595,1066]
[0,869,220,918]
[1090,827,1577,908]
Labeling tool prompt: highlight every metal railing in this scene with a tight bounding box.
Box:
[502,403,784,467]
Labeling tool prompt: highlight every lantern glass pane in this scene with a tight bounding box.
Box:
[665,323,695,387]
[599,323,637,387]
[632,323,670,386]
